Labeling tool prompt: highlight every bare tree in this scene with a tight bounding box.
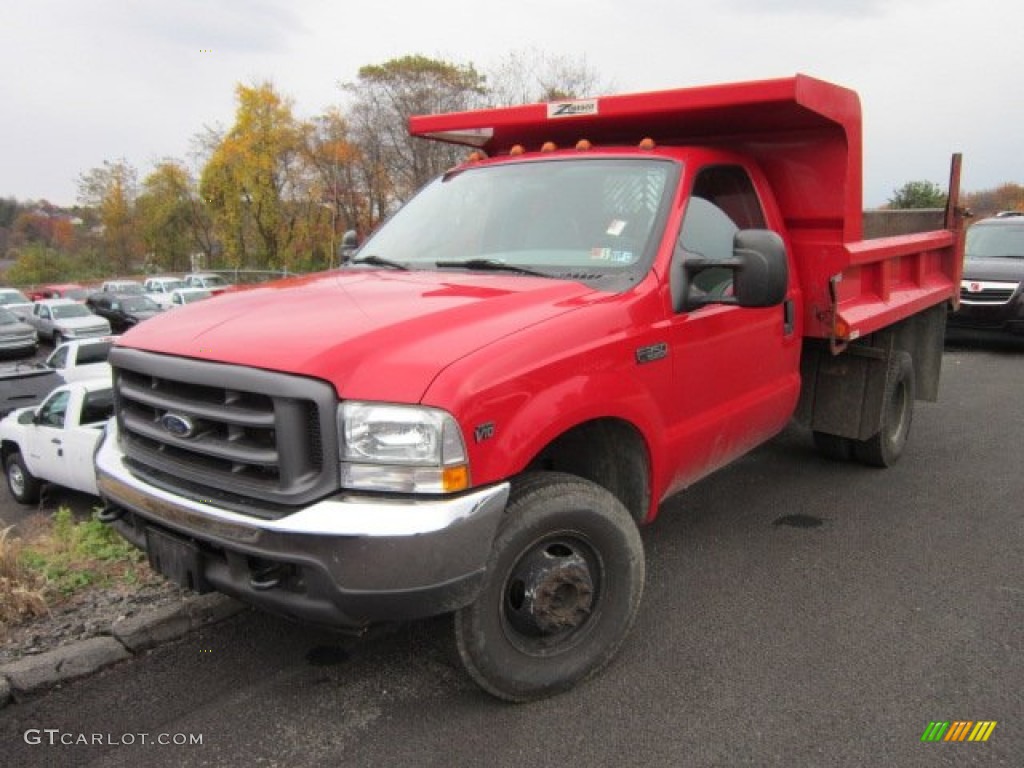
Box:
[342,55,488,209]
[486,48,612,106]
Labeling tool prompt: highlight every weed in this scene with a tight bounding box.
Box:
[0,508,153,629]
[0,526,48,624]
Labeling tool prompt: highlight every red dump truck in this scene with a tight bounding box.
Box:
[95,75,964,701]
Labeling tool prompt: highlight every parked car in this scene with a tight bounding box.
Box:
[167,287,212,307]
[143,276,186,308]
[41,337,114,383]
[27,283,91,302]
[99,279,144,295]
[86,293,161,333]
[0,378,114,502]
[26,298,112,344]
[183,273,232,294]
[948,213,1024,336]
[0,288,34,319]
[0,307,38,356]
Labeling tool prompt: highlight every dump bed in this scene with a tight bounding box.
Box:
[410,74,964,344]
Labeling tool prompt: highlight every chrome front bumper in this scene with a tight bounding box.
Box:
[95,422,510,627]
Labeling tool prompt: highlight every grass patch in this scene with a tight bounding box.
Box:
[1,507,155,629]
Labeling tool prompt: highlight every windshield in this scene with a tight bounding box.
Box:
[355,158,677,288]
[76,341,112,364]
[966,224,1024,260]
[109,282,143,294]
[180,290,212,303]
[197,275,228,287]
[153,280,184,292]
[121,296,159,312]
[51,304,93,319]
[0,308,18,325]
[0,291,30,305]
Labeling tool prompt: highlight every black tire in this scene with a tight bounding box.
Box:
[455,472,645,702]
[812,431,853,462]
[6,451,41,505]
[853,351,915,468]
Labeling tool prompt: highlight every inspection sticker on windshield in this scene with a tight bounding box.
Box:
[606,219,627,237]
[590,247,634,264]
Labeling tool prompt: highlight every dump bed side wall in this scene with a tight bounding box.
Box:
[797,229,961,341]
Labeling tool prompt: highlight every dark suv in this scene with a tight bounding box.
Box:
[86,292,162,334]
[948,213,1024,336]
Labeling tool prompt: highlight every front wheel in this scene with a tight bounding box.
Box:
[853,351,915,467]
[6,451,41,505]
[455,472,645,702]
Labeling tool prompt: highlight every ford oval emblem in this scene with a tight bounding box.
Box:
[160,413,195,438]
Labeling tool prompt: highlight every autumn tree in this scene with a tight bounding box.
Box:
[343,55,488,211]
[200,82,321,270]
[887,180,946,209]
[77,159,142,274]
[307,109,369,259]
[965,182,1024,218]
[136,160,210,272]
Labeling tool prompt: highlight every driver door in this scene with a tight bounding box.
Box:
[26,388,74,488]
[662,164,801,494]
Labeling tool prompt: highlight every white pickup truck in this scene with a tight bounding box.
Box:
[0,379,114,503]
[42,337,114,383]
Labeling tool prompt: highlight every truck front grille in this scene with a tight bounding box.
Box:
[109,347,339,517]
[959,281,1018,305]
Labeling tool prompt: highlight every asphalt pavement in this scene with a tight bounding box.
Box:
[0,335,1020,767]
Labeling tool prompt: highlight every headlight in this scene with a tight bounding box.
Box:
[339,402,470,494]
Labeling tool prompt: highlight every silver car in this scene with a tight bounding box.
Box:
[0,288,34,319]
[0,307,38,355]
[26,299,112,345]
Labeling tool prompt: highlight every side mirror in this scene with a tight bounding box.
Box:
[682,229,788,311]
[338,230,360,264]
[19,409,37,426]
[731,230,788,308]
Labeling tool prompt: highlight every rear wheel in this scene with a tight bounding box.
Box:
[853,351,915,467]
[455,472,645,702]
[6,451,41,505]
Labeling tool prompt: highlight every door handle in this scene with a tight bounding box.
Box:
[51,438,62,445]
[783,298,795,336]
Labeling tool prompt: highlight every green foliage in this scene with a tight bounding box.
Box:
[22,508,145,598]
[4,242,75,285]
[138,161,203,272]
[887,180,947,209]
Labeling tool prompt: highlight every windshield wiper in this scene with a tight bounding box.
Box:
[351,254,409,271]
[435,258,548,277]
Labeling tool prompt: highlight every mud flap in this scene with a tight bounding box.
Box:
[145,527,212,594]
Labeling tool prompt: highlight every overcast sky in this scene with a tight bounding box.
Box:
[1,0,1019,208]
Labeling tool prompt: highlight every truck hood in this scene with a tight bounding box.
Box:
[962,257,1024,282]
[120,270,598,402]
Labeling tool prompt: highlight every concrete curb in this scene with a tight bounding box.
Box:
[0,592,245,707]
